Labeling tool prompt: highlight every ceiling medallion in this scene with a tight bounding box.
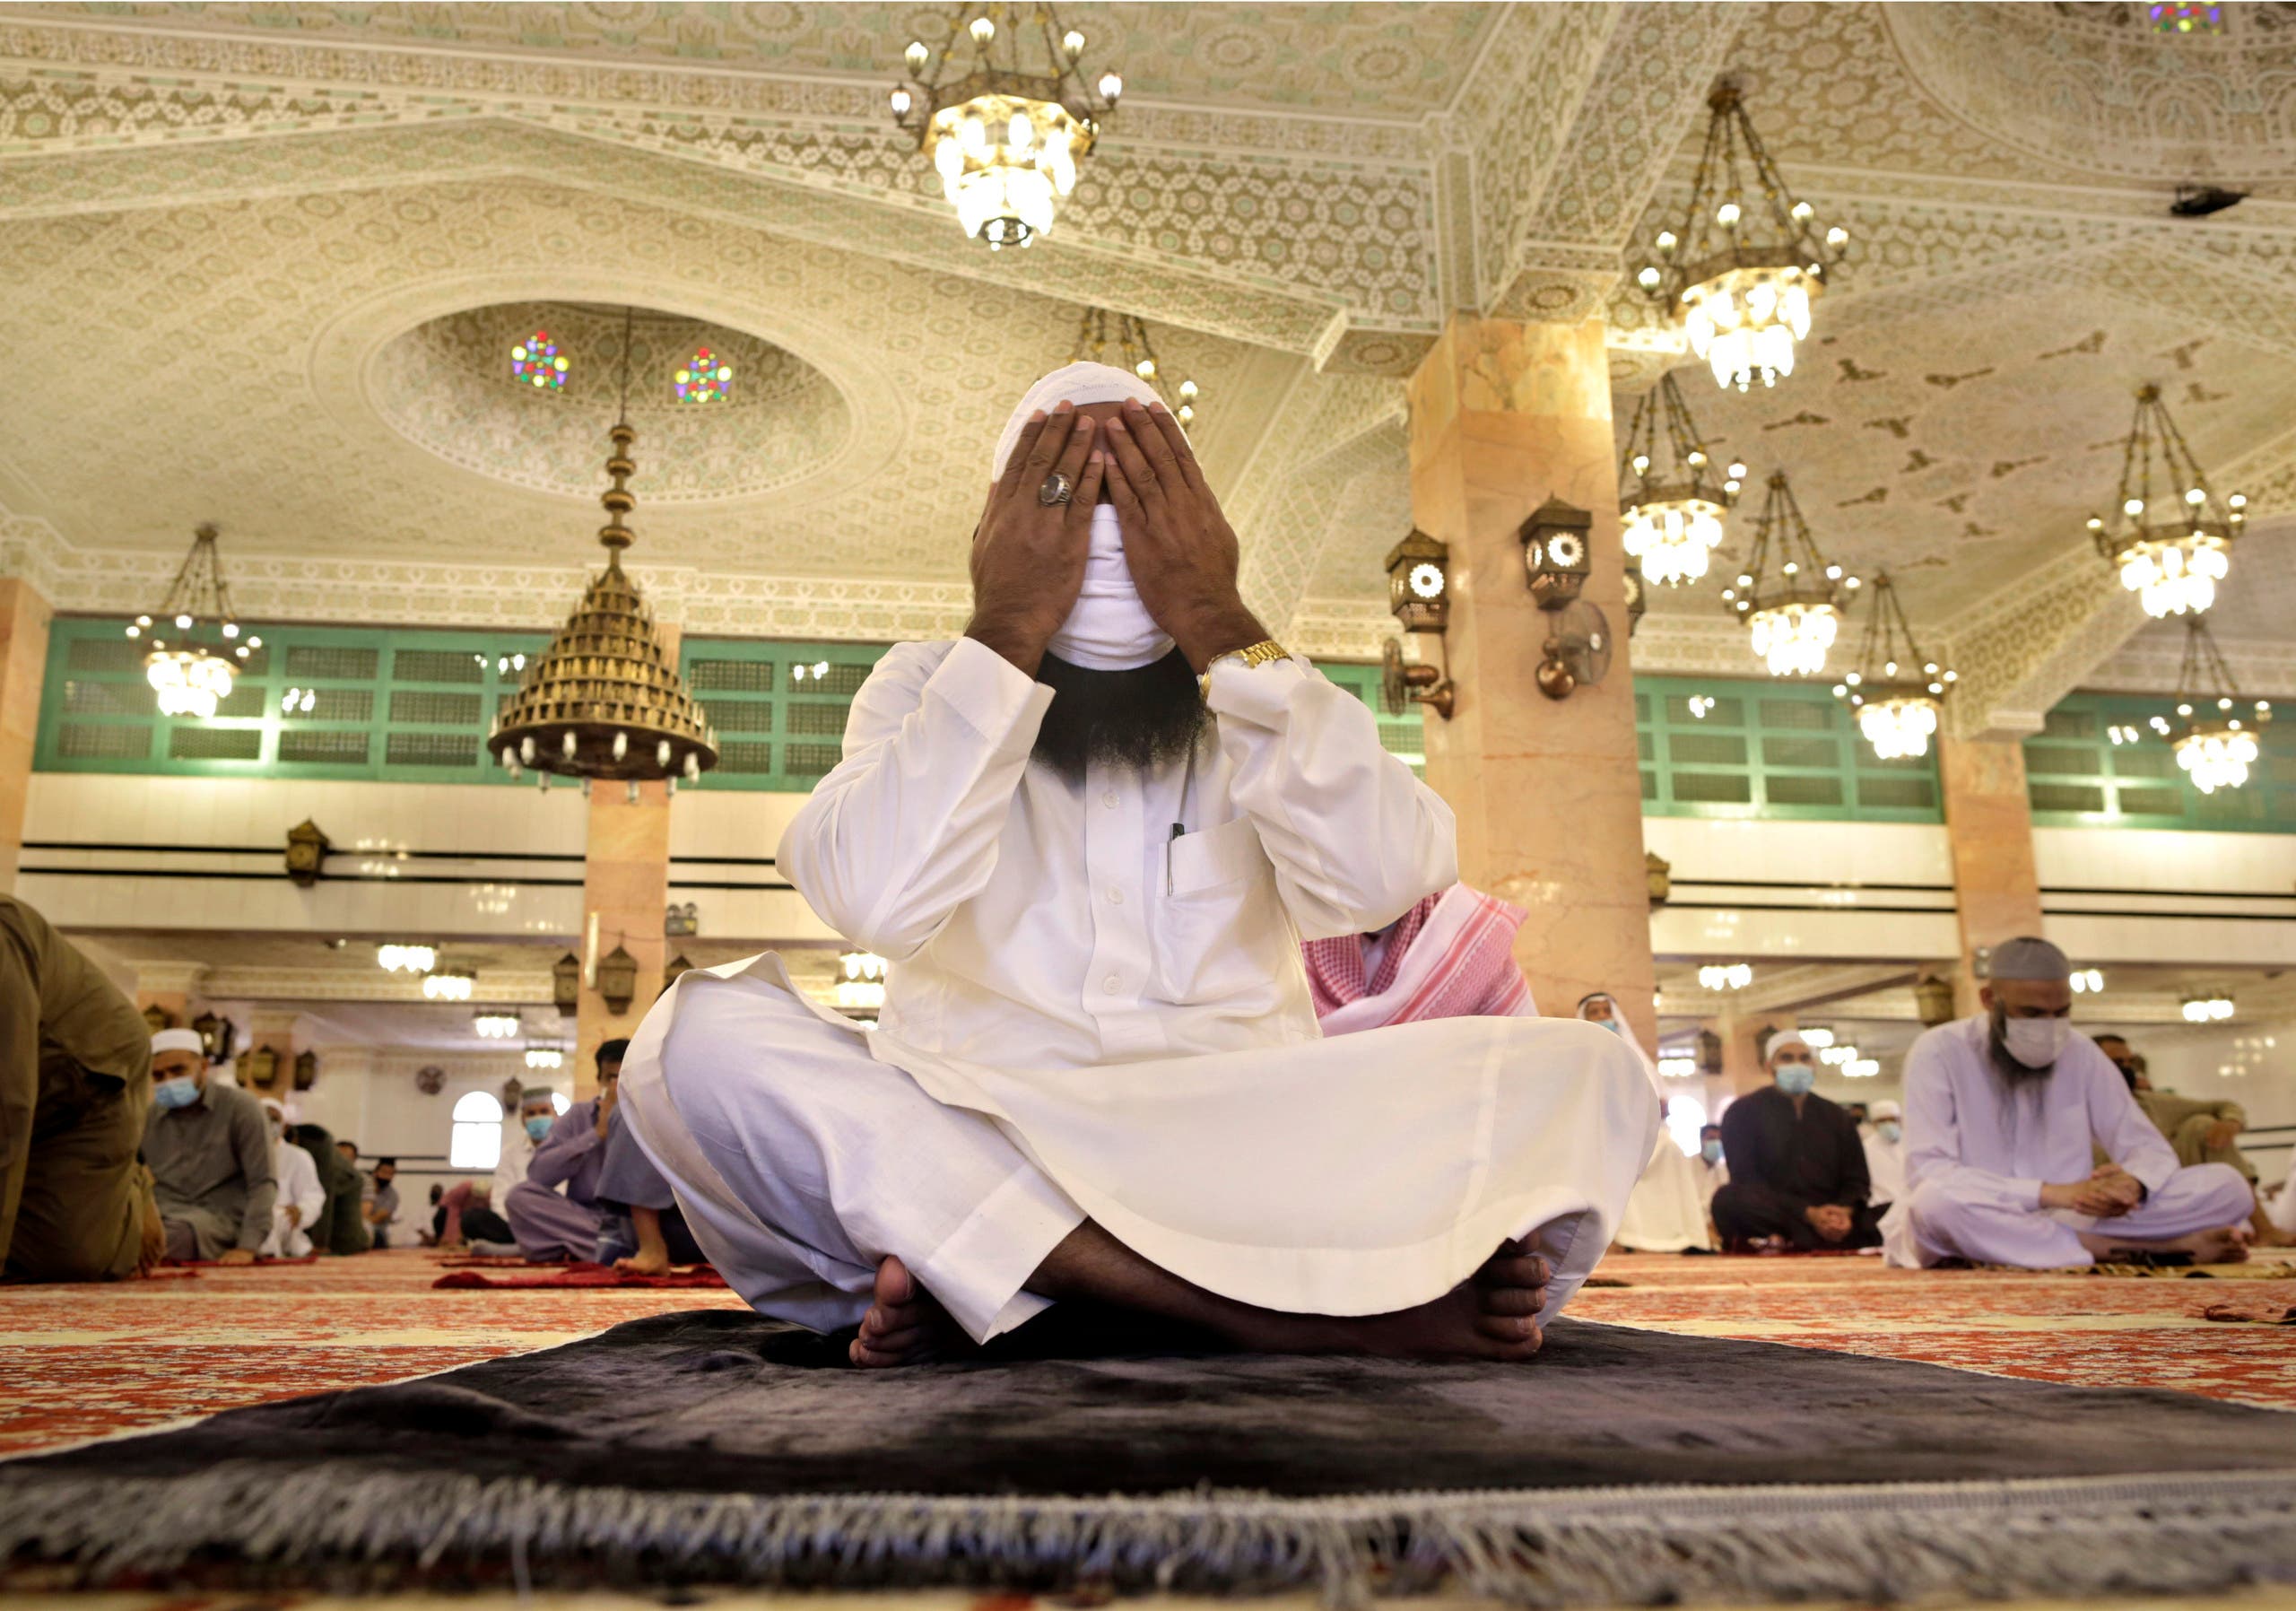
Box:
[2170,616,2270,795]
[2087,383,2245,619]
[1721,470,1861,678]
[125,524,263,721]
[1617,373,1744,587]
[1072,307,1200,423]
[1833,572,1956,760]
[488,308,718,798]
[1636,80,1848,392]
[891,5,1122,250]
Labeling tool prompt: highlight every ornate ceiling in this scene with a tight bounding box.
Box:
[4,1,2295,720]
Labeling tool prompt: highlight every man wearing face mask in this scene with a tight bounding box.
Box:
[1710,1032,1879,1251]
[143,1028,274,1266]
[1887,937,2255,1267]
[492,1086,558,1207]
[257,1097,326,1258]
[1862,1100,1907,1210]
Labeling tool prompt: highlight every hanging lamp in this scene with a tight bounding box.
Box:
[1617,373,1745,587]
[2087,383,2245,619]
[1721,470,1860,677]
[1833,572,1955,759]
[1635,80,1848,392]
[126,524,263,721]
[2169,616,2271,794]
[488,307,718,797]
[1071,306,1201,423]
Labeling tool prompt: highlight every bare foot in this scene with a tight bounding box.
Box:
[850,1255,976,1368]
[1213,1241,1552,1363]
[2083,1223,2251,1266]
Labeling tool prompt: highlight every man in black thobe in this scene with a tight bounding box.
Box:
[1712,1031,1879,1251]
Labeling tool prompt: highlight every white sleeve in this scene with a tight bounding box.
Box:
[287,1147,326,1224]
[1205,657,1458,941]
[1900,1028,2044,1210]
[777,639,1054,960]
[2085,1046,2180,1195]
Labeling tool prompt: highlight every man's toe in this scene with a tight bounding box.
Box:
[1479,1284,1544,1317]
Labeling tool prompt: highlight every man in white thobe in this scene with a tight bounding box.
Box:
[622,363,1656,1367]
[1887,937,2254,1268]
[1862,1099,1906,1210]
[257,1097,326,1258]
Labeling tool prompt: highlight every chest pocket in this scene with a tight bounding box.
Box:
[1155,816,1282,1003]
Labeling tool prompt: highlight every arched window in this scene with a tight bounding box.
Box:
[511,330,569,391]
[674,345,732,404]
[1664,1094,1708,1159]
[450,1090,504,1170]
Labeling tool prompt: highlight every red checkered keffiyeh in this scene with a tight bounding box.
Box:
[1303,884,1534,1032]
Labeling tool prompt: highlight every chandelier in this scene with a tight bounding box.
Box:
[2169,616,2270,794]
[2181,993,2235,1023]
[376,944,435,974]
[126,524,264,721]
[1617,373,1744,587]
[489,309,718,798]
[1073,307,1200,424]
[474,1011,521,1039]
[891,5,1121,250]
[2087,385,2245,619]
[1698,963,1752,991]
[422,969,474,1002]
[525,1044,566,1071]
[1834,572,1956,759]
[1635,81,1848,392]
[1722,471,1860,677]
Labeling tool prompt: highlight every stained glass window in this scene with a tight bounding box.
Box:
[510,330,569,390]
[2149,3,2222,32]
[675,345,733,405]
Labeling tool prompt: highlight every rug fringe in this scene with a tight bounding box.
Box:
[4,1463,2294,1603]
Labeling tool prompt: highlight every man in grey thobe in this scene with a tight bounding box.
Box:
[143,1030,274,1263]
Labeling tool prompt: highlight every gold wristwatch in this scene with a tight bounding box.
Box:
[1199,639,1291,697]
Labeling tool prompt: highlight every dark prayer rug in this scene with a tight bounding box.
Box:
[431,1261,727,1290]
[5,1310,2294,1605]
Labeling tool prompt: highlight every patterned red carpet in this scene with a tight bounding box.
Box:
[3,1248,2290,1459]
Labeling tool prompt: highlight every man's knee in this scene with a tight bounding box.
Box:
[1708,1183,1752,1236]
[1904,1179,1968,1248]
[2179,1163,2257,1223]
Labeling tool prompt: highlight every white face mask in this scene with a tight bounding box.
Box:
[2000,1014,2070,1069]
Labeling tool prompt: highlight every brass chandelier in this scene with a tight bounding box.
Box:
[126,524,263,721]
[488,308,718,797]
[1616,373,1744,588]
[1721,471,1860,677]
[2087,384,2245,619]
[1833,572,1955,760]
[891,4,1122,250]
[2170,616,2270,795]
[1071,307,1200,423]
[1636,81,1848,392]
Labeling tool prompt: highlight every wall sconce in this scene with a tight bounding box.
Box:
[292,1049,319,1091]
[663,953,693,996]
[1622,562,1648,638]
[142,1003,173,1035]
[596,944,639,1015]
[284,817,331,887]
[1380,638,1454,721]
[664,901,699,938]
[552,952,581,1017]
[1695,1027,1724,1076]
[1645,850,1672,908]
[1383,528,1451,635]
[1519,496,1593,609]
[1914,972,1957,1026]
[190,1009,236,1063]
[242,1043,281,1088]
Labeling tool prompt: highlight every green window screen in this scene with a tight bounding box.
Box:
[36,619,551,784]
[1317,661,1427,779]
[1636,675,1944,823]
[2023,692,2296,832]
[675,640,895,792]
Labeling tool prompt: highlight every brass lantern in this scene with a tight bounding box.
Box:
[1520,497,1594,609]
[191,1009,235,1062]
[596,945,640,1015]
[552,952,582,1016]
[1914,972,1957,1027]
[284,818,331,887]
[1623,561,1648,638]
[292,1049,319,1091]
[1694,1027,1724,1076]
[242,1043,281,1088]
[142,1004,173,1035]
[663,953,694,996]
[1645,850,1673,909]
[1384,528,1451,634]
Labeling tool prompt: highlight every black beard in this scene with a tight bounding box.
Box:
[1031,649,1205,782]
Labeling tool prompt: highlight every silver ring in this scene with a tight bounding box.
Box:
[1038,471,1073,507]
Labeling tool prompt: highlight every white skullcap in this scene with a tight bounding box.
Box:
[1987,936,2070,981]
[1765,1030,1813,1060]
[1870,1100,1902,1121]
[518,1084,557,1104]
[151,1028,204,1056]
[987,361,1178,672]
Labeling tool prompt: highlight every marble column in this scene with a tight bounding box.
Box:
[0,578,53,894]
[1407,315,1657,1049]
[577,779,672,1095]
[1938,735,2046,1014]
[1718,1009,1796,1098]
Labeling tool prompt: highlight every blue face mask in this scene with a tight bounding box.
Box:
[1775,1064,1815,1098]
[1878,1120,1902,1145]
[152,1075,200,1110]
[1597,1018,1624,1036]
[1700,1139,1724,1165]
[524,1115,553,1142]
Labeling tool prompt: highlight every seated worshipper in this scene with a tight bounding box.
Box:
[1575,995,1711,1255]
[1696,1122,1727,1214]
[1302,883,1535,1030]
[595,1109,709,1276]
[621,363,1657,1369]
[434,1179,518,1256]
[1863,1100,1907,1210]
[1711,1032,1880,1251]
[1889,938,2255,1268]
[493,1086,557,1205]
[144,1030,274,1265]
[293,1123,369,1255]
[362,1156,401,1249]
[504,1041,627,1262]
[0,896,163,1281]
[2096,1033,2286,1247]
[257,1097,326,1258]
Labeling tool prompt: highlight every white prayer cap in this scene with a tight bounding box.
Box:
[1870,1100,1902,1121]
[517,1084,557,1105]
[151,1028,204,1056]
[1987,936,2070,981]
[1765,1030,1813,1061]
[987,361,1178,672]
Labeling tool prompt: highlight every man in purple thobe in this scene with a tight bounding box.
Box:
[502,1040,624,1263]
